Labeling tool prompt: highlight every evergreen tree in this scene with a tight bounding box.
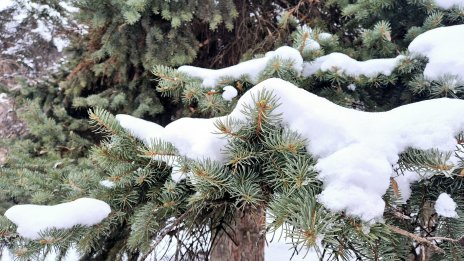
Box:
[0,0,331,260]
[2,1,464,261]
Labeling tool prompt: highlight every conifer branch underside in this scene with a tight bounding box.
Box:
[140,209,192,260]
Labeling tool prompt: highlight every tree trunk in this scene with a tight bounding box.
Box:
[210,206,265,261]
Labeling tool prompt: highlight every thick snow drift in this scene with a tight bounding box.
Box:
[118,78,464,221]
[408,24,464,81]
[5,198,111,239]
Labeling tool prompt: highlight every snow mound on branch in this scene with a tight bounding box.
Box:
[100,179,115,188]
[302,53,404,77]
[408,24,464,81]
[435,193,459,218]
[5,198,111,239]
[222,85,238,101]
[116,114,165,146]
[433,0,464,9]
[117,78,464,221]
[178,46,303,87]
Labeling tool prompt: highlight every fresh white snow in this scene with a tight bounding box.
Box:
[392,170,422,202]
[0,0,12,11]
[433,0,464,9]
[117,78,464,221]
[222,85,238,101]
[4,198,111,239]
[302,39,321,52]
[302,53,404,77]
[347,83,356,91]
[100,179,116,188]
[435,193,459,218]
[408,24,464,81]
[115,114,165,146]
[178,46,303,87]
[0,93,8,103]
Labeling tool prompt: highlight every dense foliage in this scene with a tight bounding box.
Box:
[1,0,464,260]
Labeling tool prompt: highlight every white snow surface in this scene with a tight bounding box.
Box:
[433,0,464,9]
[115,114,165,146]
[100,179,115,188]
[303,39,321,52]
[0,0,13,11]
[0,93,8,103]
[5,198,111,239]
[302,52,404,77]
[318,32,332,41]
[392,170,422,202]
[117,78,464,221]
[178,46,303,88]
[408,24,464,81]
[347,83,356,91]
[222,85,238,101]
[435,193,459,218]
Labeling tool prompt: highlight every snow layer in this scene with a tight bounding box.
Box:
[408,25,464,81]
[435,193,459,218]
[115,114,165,146]
[117,78,464,221]
[222,85,238,101]
[433,0,464,9]
[302,53,404,77]
[392,170,422,202]
[100,179,115,188]
[5,198,111,239]
[0,0,12,11]
[178,46,303,87]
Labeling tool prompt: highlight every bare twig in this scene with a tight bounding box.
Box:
[425,236,458,242]
[387,224,445,253]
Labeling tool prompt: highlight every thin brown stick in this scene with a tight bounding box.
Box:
[425,236,458,242]
[387,224,445,253]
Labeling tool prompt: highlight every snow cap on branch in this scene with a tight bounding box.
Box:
[408,24,464,81]
[117,78,464,221]
[5,198,111,239]
[435,193,459,218]
[115,114,165,146]
[302,53,404,77]
[433,0,464,9]
[178,46,303,87]
[222,85,238,101]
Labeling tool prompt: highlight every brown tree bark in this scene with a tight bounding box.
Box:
[210,206,266,261]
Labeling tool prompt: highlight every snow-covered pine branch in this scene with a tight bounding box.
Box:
[117,77,464,221]
[5,198,111,239]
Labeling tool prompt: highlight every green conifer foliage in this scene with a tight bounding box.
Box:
[2,1,464,261]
